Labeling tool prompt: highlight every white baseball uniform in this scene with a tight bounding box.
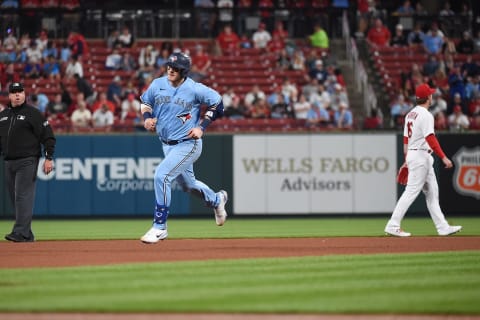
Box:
[386,105,451,232]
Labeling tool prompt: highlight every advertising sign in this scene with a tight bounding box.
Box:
[233,134,397,214]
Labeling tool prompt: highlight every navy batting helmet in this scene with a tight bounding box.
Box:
[165,52,191,77]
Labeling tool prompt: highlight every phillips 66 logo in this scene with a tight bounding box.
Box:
[452,147,480,199]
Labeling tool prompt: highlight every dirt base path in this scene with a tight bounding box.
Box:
[1,236,479,268]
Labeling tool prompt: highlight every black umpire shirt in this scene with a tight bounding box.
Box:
[0,102,56,160]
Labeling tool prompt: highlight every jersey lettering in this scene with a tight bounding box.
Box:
[407,121,413,138]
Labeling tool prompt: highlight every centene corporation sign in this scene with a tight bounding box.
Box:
[37,157,163,194]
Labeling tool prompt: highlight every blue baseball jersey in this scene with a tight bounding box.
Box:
[141,76,222,141]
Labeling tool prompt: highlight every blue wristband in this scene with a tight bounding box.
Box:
[200,118,212,131]
[143,112,152,121]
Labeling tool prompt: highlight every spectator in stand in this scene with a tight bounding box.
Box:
[222,86,238,110]
[407,22,425,48]
[390,94,412,129]
[432,68,449,95]
[42,54,61,80]
[91,92,116,114]
[244,84,266,110]
[308,23,329,49]
[291,49,306,71]
[448,105,470,131]
[74,73,95,105]
[23,60,41,79]
[105,47,122,70]
[215,24,240,55]
[67,31,88,58]
[35,29,48,52]
[430,91,448,116]
[123,79,139,98]
[422,54,440,78]
[281,77,298,103]
[470,113,480,130]
[252,22,272,51]
[64,55,83,79]
[107,75,123,109]
[92,102,114,130]
[305,102,330,128]
[119,50,137,72]
[434,111,448,130]
[423,24,444,55]
[3,29,17,51]
[18,33,31,50]
[400,63,423,99]
[460,54,479,78]
[120,92,141,124]
[224,96,249,119]
[273,21,289,43]
[26,41,42,65]
[390,24,408,47]
[448,68,465,104]
[117,26,134,48]
[59,40,71,66]
[363,108,383,130]
[249,97,270,119]
[307,59,328,84]
[448,92,467,114]
[293,93,311,119]
[367,18,391,47]
[329,83,349,111]
[138,44,158,80]
[46,93,68,120]
[106,30,120,49]
[309,83,331,110]
[190,44,211,82]
[302,77,319,101]
[239,33,252,49]
[67,92,86,117]
[275,48,291,71]
[464,76,478,102]
[395,0,415,15]
[267,86,288,107]
[268,34,286,54]
[439,1,455,16]
[42,41,58,60]
[270,93,294,119]
[468,88,480,115]
[456,31,475,54]
[333,101,353,129]
[71,100,92,130]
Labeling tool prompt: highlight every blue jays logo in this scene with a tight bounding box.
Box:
[169,55,177,63]
[177,113,192,124]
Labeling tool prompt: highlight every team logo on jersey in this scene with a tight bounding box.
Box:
[177,113,192,124]
[17,115,26,120]
[452,147,480,199]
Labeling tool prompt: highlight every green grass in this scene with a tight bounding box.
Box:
[0,217,479,314]
[0,251,479,314]
[0,216,478,240]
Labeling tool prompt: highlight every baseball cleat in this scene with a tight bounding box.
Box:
[214,190,228,226]
[384,227,411,237]
[438,225,462,236]
[140,227,168,244]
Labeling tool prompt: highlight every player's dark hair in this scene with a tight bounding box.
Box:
[416,98,429,105]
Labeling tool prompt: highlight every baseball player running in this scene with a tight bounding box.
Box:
[385,83,462,237]
[140,52,228,244]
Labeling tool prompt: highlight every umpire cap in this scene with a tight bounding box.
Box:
[165,52,191,77]
[9,82,24,93]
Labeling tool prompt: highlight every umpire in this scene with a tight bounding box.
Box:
[0,82,56,242]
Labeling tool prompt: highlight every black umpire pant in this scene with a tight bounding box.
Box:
[4,156,39,239]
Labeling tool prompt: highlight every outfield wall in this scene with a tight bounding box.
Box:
[0,133,478,218]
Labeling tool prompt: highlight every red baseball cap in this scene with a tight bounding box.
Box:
[415,83,436,99]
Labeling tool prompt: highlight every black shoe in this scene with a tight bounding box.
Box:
[5,232,35,242]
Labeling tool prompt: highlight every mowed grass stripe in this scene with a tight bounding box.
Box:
[1,217,478,240]
[0,251,478,314]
